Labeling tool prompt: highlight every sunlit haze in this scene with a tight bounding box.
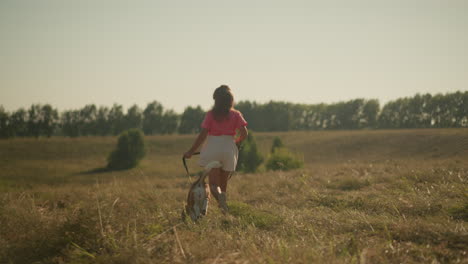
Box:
[1,0,467,112]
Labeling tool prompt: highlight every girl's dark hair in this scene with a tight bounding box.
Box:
[212,85,234,121]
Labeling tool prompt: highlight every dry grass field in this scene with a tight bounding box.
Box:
[1,129,467,263]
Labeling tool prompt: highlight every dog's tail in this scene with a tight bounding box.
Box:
[190,161,222,187]
[204,161,222,171]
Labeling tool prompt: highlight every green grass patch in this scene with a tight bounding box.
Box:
[327,176,371,191]
[448,202,468,221]
[227,201,283,230]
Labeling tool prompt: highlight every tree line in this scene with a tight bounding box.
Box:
[237,91,467,131]
[0,91,466,138]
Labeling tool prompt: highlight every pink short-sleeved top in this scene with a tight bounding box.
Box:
[201,110,248,136]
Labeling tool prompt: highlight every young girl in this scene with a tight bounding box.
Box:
[183,85,248,213]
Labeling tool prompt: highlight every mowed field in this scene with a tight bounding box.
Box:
[1,129,467,264]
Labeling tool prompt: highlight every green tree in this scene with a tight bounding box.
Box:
[261,101,294,131]
[160,110,179,134]
[27,104,42,137]
[333,99,366,129]
[95,106,111,136]
[236,101,260,131]
[178,106,205,134]
[237,133,263,173]
[378,100,400,128]
[305,103,327,130]
[362,99,380,128]
[10,108,28,137]
[458,91,468,127]
[448,91,466,127]
[40,104,58,137]
[107,129,146,170]
[290,104,308,130]
[61,110,81,137]
[79,104,97,136]
[24,104,58,137]
[142,101,164,135]
[0,106,11,138]
[125,104,143,130]
[108,104,125,135]
[405,93,432,128]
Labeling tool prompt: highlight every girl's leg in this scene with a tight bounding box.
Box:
[219,170,231,192]
[208,168,230,213]
[217,170,231,213]
[209,168,221,200]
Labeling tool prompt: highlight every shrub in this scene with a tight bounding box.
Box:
[107,128,146,170]
[266,148,304,171]
[237,133,263,173]
[270,136,284,153]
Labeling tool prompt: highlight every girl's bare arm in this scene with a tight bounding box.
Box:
[184,128,208,158]
[236,126,248,147]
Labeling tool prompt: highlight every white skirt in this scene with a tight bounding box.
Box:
[198,135,239,172]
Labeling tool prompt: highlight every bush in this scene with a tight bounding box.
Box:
[237,133,263,173]
[270,136,284,153]
[266,148,304,171]
[107,129,146,170]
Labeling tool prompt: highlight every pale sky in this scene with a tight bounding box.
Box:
[1,0,467,113]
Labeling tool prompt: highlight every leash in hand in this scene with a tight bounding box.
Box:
[182,152,200,181]
[182,142,242,181]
